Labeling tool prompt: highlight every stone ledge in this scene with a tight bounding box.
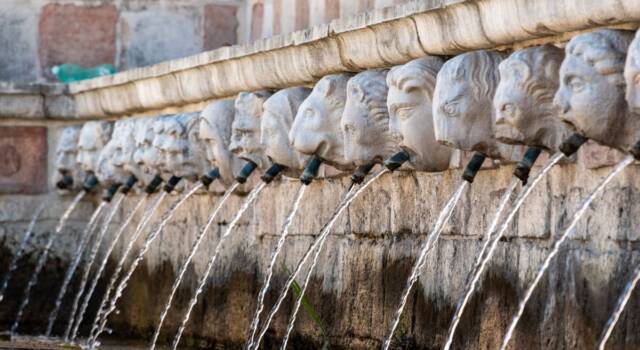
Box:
[66,0,640,118]
[0,82,75,120]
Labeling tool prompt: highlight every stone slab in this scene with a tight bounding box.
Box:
[0,127,47,194]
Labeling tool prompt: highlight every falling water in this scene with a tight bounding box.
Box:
[10,191,86,335]
[0,197,51,304]
[171,182,267,350]
[499,155,634,350]
[253,169,387,350]
[87,192,167,343]
[62,194,125,341]
[598,262,640,350]
[245,184,307,348]
[45,201,108,337]
[148,183,239,350]
[90,184,203,346]
[68,196,147,342]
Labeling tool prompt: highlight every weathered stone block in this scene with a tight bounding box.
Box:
[204,4,238,51]
[0,127,47,194]
[250,2,264,41]
[0,4,38,82]
[38,3,118,79]
[578,141,627,170]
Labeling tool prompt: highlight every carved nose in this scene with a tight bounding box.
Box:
[553,93,571,115]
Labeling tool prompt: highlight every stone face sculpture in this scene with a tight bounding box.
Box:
[260,87,311,176]
[625,29,640,120]
[229,91,272,169]
[554,29,640,152]
[199,99,243,188]
[340,69,397,166]
[132,117,163,188]
[54,126,83,190]
[95,120,136,186]
[493,45,573,152]
[289,73,355,171]
[77,121,113,176]
[154,113,206,182]
[433,50,513,159]
[387,57,453,171]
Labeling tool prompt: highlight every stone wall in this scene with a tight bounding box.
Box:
[0,0,240,82]
[1,159,640,349]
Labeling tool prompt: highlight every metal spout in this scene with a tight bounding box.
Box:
[163,176,182,193]
[513,147,543,185]
[384,150,410,171]
[145,174,163,194]
[102,183,122,202]
[630,140,640,160]
[56,174,74,190]
[559,133,587,157]
[261,163,286,184]
[235,160,258,184]
[82,173,99,192]
[120,175,138,194]
[462,152,487,183]
[200,168,221,187]
[351,163,375,184]
[300,155,323,185]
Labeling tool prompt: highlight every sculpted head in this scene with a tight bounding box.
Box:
[77,121,113,175]
[494,45,572,152]
[229,91,272,169]
[54,126,83,190]
[554,29,634,147]
[153,113,205,181]
[433,50,506,157]
[199,99,242,187]
[289,74,354,171]
[625,29,640,114]
[340,69,395,166]
[260,87,311,173]
[132,116,163,187]
[387,57,453,171]
[96,119,136,186]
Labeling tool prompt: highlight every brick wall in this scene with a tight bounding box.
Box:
[0,0,241,82]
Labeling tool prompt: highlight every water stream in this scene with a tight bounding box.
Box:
[0,196,51,304]
[148,183,239,350]
[87,192,167,343]
[598,261,640,350]
[68,195,147,342]
[170,182,267,350]
[10,190,86,335]
[62,194,125,340]
[90,184,203,347]
[245,184,307,348]
[381,180,468,350]
[253,169,388,350]
[499,155,634,350]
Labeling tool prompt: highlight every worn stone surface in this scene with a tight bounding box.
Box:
[203,4,239,51]
[39,3,118,80]
[0,127,47,194]
[0,4,38,82]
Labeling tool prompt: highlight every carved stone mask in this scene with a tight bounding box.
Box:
[387,57,453,171]
[554,29,634,149]
[132,117,163,186]
[199,99,243,188]
[229,91,272,169]
[96,119,136,185]
[55,126,81,176]
[494,45,572,152]
[261,87,311,173]
[77,121,113,175]
[625,29,640,115]
[433,50,507,158]
[289,74,354,171]
[153,113,205,181]
[340,69,395,166]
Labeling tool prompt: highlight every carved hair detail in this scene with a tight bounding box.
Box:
[235,91,272,117]
[447,51,505,100]
[566,29,634,86]
[348,69,390,128]
[264,87,311,128]
[200,99,235,146]
[314,74,350,111]
[387,56,444,101]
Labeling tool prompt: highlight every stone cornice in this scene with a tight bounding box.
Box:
[32,0,640,118]
[0,82,75,120]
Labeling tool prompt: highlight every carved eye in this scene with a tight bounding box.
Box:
[567,76,585,92]
[396,107,413,121]
[442,101,459,118]
[343,123,355,134]
[501,103,517,118]
[304,108,315,119]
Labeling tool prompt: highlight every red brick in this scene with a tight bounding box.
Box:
[579,141,627,169]
[38,4,118,79]
[359,0,375,12]
[295,0,309,31]
[0,127,47,194]
[272,0,282,35]
[250,2,264,41]
[325,0,340,22]
[204,4,238,51]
